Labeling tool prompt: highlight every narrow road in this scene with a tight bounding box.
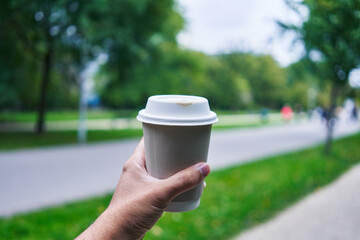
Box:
[0,120,358,216]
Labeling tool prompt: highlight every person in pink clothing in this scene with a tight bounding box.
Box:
[281,105,293,122]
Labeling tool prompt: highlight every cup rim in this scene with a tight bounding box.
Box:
[137,109,218,126]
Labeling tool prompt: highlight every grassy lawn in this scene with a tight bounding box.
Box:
[213,121,282,130]
[1,133,359,239]
[0,110,139,123]
[213,109,279,115]
[0,130,143,151]
[0,110,280,123]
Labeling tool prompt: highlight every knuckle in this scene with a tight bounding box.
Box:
[149,187,171,209]
[180,170,200,189]
[122,161,132,173]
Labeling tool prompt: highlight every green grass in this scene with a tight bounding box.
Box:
[213,121,283,130]
[213,109,279,115]
[0,123,282,151]
[0,110,281,123]
[0,110,138,123]
[1,133,359,240]
[0,130,143,150]
[0,110,249,122]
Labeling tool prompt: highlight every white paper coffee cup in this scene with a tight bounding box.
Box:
[137,95,218,212]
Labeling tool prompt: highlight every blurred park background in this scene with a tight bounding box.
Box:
[1,0,360,239]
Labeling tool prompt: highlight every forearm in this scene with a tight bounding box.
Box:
[75,139,210,240]
[75,208,130,240]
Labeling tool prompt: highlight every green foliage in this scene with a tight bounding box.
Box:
[282,0,360,96]
[0,0,90,110]
[208,60,249,109]
[3,0,345,113]
[282,0,360,152]
[220,53,286,109]
[83,0,293,110]
[1,133,359,239]
[302,0,360,82]
[94,0,185,108]
[98,48,291,110]
[0,1,40,109]
[285,58,324,109]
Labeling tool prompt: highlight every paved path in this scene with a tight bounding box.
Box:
[236,164,360,240]
[0,120,358,216]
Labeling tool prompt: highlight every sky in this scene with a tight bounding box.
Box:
[176,0,306,67]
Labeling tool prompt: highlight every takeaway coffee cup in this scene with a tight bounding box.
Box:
[137,95,218,212]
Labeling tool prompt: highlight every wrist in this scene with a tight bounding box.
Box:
[100,207,130,239]
[75,207,129,240]
[104,205,149,240]
[78,207,130,240]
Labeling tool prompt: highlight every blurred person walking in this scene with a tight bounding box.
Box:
[352,104,358,121]
[281,105,293,122]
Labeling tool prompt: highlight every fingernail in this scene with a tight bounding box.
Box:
[197,163,210,178]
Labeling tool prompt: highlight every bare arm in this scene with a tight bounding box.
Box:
[76,138,210,239]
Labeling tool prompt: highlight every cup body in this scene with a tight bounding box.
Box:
[137,95,217,212]
[143,123,212,212]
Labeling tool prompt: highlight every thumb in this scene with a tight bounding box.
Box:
[160,163,210,202]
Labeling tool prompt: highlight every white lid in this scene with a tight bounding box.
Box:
[137,95,218,126]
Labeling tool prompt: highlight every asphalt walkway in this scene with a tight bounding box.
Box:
[0,119,358,216]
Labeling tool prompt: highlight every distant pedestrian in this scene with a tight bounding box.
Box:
[260,108,269,124]
[320,108,329,123]
[281,105,293,122]
[352,105,358,121]
[294,104,303,122]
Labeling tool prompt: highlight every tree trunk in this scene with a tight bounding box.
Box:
[36,40,53,134]
[324,81,340,154]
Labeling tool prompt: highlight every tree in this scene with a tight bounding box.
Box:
[220,53,286,109]
[1,0,89,133]
[280,0,360,153]
[285,58,322,109]
[94,0,184,108]
[0,2,42,110]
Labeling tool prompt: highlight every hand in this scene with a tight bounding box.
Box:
[76,138,210,239]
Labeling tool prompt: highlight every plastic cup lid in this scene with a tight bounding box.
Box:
[137,95,218,126]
